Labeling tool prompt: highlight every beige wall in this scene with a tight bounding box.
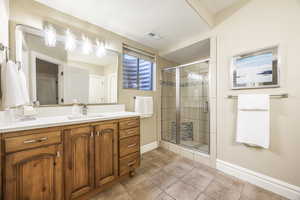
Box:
[211,0,300,187]
[8,0,177,146]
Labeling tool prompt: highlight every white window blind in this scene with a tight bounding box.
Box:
[123,45,155,91]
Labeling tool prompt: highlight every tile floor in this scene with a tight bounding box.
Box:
[90,148,288,200]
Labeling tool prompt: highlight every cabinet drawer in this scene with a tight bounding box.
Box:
[119,152,140,176]
[119,118,139,130]
[119,127,139,139]
[5,131,61,153]
[119,136,140,157]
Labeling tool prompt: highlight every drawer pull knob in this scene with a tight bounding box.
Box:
[23,137,48,144]
[128,160,136,167]
[128,143,137,148]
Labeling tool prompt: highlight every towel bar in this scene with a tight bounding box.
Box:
[226,93,288,99]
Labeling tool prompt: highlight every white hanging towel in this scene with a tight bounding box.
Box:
[1,61,27,108]
[18,66,30,105]
[134,96,153,118]
[236,94,270,148]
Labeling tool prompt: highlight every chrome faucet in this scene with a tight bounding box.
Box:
[82,104,88,116]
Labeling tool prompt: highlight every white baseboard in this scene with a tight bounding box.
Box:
[141,141,159,154]
[217,159,300,200]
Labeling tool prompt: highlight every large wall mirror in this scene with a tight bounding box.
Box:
[15,24,119,106]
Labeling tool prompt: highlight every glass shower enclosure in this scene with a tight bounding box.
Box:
[161,60,210,153]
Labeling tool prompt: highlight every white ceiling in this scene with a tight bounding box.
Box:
[199,0,241,14]
[164,38,210,64]
[35,0,210,52]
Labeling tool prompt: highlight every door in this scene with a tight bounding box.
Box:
[161,61,210,154]
[94,122,118,186]
[64,126,94,200]
[179,62,210,153]
[4,144,63,200]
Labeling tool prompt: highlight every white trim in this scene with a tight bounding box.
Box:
[217,159,300,200]
[141,141,159,154]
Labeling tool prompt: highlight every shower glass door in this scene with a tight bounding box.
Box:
[161,61,210,154]
[179,62,209,153]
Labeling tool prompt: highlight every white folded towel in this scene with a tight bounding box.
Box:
[236,94,270,148]
[134,96,153,118]
[1,61,29,108]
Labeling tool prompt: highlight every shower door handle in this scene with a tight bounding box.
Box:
[203,101,209,113]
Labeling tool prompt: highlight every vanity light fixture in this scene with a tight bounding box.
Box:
[44,25,56,47]
[82,35,92,55]
[65,29,76,51]
[95,39,106,57]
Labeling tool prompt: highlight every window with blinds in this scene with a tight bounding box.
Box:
[123,45,155,91]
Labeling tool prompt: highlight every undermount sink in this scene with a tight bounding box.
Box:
[86,113,107,118]
[67,113,106,120]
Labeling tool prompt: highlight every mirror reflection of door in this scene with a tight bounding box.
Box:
[36,58,59,105]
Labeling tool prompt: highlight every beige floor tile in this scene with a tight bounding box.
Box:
[181,168,213,191]
[196,193,215,200]
[120,171,149,190]
[127,179,163,200]
[214,172,245,192]
[154,192,175,200]
[149,169,178,190]
[162,157,194,178]
[92,183,132,200]
[204,180,241,200]
[165,180,201,200]
[241,183,283,200]
[89,148,288,200]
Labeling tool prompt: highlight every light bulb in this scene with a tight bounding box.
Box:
[65,29,76,51]
[44,25,56,47]
[82,35,92,55]
[95,39,106,57]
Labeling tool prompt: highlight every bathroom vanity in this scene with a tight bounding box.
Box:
[0,114,140,200]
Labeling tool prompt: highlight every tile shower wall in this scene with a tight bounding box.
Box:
[161,69,176,143]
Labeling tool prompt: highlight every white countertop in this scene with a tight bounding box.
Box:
[0,112,140,133]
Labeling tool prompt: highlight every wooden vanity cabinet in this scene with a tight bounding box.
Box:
[94,121,118,187]
[1,117,140,200]
[2,129,63,200]
[64,125,95,200]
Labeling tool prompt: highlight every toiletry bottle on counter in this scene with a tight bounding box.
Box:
[72,99,81,117]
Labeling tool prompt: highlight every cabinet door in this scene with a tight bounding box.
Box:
[64,126,94,200]
[4,144,63,200]
[94,122,118,186]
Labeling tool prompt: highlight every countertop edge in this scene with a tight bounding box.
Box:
[0,113,140,134]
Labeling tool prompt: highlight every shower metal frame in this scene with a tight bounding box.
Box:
[161,58,210,153]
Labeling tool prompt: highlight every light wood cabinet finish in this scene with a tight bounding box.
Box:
[1,117,140,200]
[119,118,140,130]
[94,122,118,186]
[119,152,140,176]
[119,127,139,139]
[119,136,140,157]
[4,144,63,200]
[64,126,95,200]
[4,131,61,153]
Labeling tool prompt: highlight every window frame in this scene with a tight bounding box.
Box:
[122,47,155,91]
